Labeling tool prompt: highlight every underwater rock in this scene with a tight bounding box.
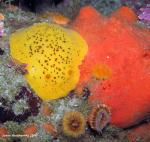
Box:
[0,14,4,37]
[0,86,41,123]
[82,87,91,100]
[139,3,150,23]
[127,122,150,142]
[71,6,150,128]
[8,59,28,75]
[0,48,4,55]
[9,0,63,12]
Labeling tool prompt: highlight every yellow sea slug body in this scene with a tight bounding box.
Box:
[10,23,88,100]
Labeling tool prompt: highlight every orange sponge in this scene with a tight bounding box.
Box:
[72,6,150,128]
[110,6,138,22]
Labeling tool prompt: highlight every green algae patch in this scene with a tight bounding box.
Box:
[9,22,88,100]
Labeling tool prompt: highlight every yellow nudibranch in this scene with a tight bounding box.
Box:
[10,22,88,100]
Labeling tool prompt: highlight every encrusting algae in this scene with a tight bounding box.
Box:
[10,22,88,100]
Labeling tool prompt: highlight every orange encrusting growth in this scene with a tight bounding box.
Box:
[71,6,150,128]
[92,64,112,80]
[0,13,4,20]
[39,12,70,25]
[23,124,37,136]
[41,103,52,116]
[0,127,8,137]
[43,122,57,137]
